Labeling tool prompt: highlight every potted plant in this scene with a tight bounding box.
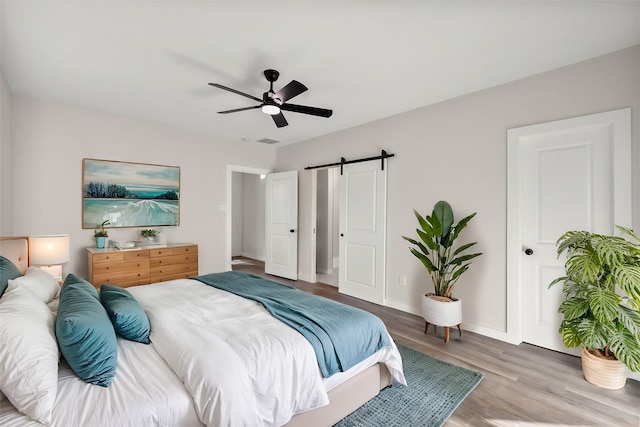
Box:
[550,226,640,389]
[140,229,158,243]
[403,200,482,342]
[94,220,110,249]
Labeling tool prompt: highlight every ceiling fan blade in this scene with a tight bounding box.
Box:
[218,105,261,114]
[208,83,262,102]
[273,80,307,103]
[271,112,288,128]
[281,103,333,118]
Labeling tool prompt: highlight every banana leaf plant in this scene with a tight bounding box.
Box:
[402,200,482,299]
[549,226,640,372]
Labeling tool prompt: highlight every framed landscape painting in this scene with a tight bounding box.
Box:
[82,158,180,229]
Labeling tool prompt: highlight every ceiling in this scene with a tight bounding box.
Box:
[2,1,640,147]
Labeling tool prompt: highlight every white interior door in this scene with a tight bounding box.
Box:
[507,108,631,354]
[265,171,298,280]
[339,161,387,305]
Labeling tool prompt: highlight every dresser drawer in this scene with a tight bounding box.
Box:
[92,258,150,275]
[93,269,150,286]
[91,252,124,264]
[150,261,198,277]
[149,253,198,267]
[150,245,197,258]
[152,270,199,283]
[123,250,150,260]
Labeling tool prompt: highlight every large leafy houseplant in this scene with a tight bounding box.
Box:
[550,226,640,373]
[402,201,482,299]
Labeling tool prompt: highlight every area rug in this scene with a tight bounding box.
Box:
[334,344,484,427]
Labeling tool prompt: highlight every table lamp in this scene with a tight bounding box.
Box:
[29,235,70,281]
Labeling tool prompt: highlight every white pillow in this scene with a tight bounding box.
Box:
[9,267,60,303]
[0,282,59,425]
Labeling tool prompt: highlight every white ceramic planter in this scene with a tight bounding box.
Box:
[421,294,462,327]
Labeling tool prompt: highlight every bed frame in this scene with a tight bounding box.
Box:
[285,362,391,426]
[0,236,392,426]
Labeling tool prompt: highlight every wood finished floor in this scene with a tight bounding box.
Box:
[232,257,640,427]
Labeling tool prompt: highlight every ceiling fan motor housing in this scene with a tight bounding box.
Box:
[264,69,280,83]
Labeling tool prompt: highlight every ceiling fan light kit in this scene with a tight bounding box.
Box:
[209,69,333,128]
[261,103,281,115]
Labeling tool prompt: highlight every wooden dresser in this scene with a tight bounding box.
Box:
[87,243,198,288]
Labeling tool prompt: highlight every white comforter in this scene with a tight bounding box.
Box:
[129,279,331,427]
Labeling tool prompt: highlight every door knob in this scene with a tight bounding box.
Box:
[290,229,295,233]
[524,248,534,256]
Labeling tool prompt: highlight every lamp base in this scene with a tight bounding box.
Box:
[37,265,63,282]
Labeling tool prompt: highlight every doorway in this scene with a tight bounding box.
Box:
[315,167,340,287]
[226,165,271,272]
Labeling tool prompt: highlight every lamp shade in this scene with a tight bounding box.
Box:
[29,235,70,265]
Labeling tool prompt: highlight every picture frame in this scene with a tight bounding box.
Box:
[82,158,180,229]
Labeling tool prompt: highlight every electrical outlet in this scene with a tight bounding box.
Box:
[399,275,407,286]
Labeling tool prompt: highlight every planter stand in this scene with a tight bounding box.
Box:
[425,322,462,343]
[421,294,463,343]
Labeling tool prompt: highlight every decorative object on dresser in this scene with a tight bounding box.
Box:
[87,243,198,287]
[28,235,70,281]
[82,158,180,228]
[94,220,110,249]
[550,226,640,389]
[403,200,482,342]
[139,229,158,244]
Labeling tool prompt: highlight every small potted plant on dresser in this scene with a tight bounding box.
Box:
[139,229,158,244]
[94,220,110,249]
[403,200,482,342]
[550,226,640,389]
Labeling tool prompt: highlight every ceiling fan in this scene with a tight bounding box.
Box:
[208,69,333,128]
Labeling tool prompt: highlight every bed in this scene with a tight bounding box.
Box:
[0,236,405,426]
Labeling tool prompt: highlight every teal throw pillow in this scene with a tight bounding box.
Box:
[0,256,23,298]
[100,284,151,344]
[56,274,117,387]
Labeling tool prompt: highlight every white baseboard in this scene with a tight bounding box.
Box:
[241,252,264,262]
[384,298,510,342]
[460,321,510,342]
[317,268,333,275]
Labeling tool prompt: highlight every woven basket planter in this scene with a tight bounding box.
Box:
[581,347,626,389]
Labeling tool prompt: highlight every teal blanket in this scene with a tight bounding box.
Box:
[192,271,392,378]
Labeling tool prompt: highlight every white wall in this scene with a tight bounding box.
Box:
[275,45,640,339]
[0,71,12,235]
[10,96,276,279]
